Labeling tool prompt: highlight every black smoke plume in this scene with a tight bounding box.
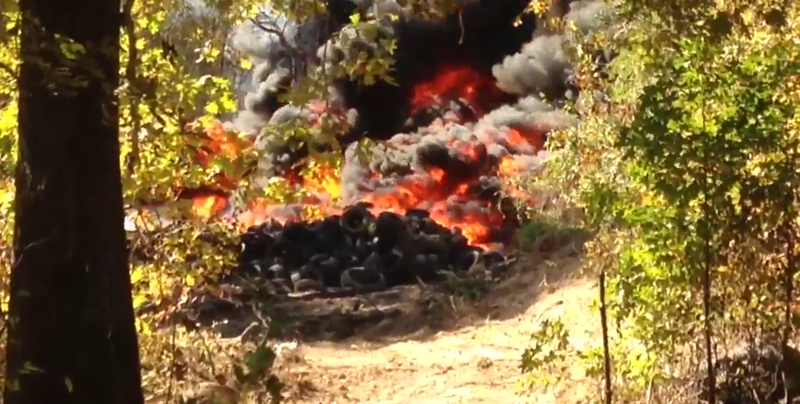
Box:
[226,0,612,205]
[229,0,546,176]
[321,0,540,146]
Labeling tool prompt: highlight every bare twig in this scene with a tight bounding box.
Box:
[458,9,465,44]
[197,333,219,377]
[166,320,178,404]
[249,19,295,53]
[315,0,332,104]
[249,17,304,80]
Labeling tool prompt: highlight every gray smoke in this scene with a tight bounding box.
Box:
[229,0,407,137]
[335,92,581,208]
[226,6,336,136]
[563,0,612,40]
[332,0,611,218]
[491,0,612,99]
[492,35,572,99]
[221,0,614,239]
[314,2,405,114]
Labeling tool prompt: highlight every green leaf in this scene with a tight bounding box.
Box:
[20,361,43,374]
[204,102,219,116]
[232,364,247,384]
[244,344,277,375]
[132,293,147,309]
[6,378,19,392]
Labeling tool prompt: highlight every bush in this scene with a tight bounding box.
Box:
[521,2,800,402]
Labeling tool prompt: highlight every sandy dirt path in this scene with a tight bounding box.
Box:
[278,257,600,404]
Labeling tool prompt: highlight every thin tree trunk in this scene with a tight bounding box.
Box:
[600,267,613,404]
[3,0,144,402]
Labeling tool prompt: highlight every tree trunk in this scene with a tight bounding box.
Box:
[3,0,144,402]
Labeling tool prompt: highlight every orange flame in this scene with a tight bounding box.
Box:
[411,67,483,112]
[303,164,342,200]
[192,195,228,218]
[173,67,550,247]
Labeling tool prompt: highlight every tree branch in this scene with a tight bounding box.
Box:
[122,0,141,175]
[248,17,304,80]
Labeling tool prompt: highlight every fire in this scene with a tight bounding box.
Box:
[499,156,520,176]
[205,123,240,157]
[164,66,550,247]
[302,162,342,200]
[192,194,228,217]
[410,67,501,114]
[429,168,445,182]
[192,120,245,165]
[506,128,527,146]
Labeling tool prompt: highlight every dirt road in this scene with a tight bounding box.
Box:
[277,256,599,404]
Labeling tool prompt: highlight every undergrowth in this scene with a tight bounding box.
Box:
[519,1,800,402]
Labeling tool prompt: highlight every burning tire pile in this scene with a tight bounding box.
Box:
[237,203,518,294]
[169,0,615,299]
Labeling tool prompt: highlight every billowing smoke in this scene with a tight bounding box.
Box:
[226,0,407,138]
[329,0,612,226]
[229,2,537,130]
[492,0,613,100]
[208,0,620,296]
[220,0,613,247]
[321,0,539,145]
[225,3,353,136]
[492,35,574,100]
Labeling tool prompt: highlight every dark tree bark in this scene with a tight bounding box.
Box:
[3,0,144,402]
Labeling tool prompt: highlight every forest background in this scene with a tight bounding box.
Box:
[1,0,800,403]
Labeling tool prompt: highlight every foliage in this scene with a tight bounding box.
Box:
[521,0,800,401]
[0,1,19,387]
[520,318,571,389]
[0,0,350,400]
[138,328,286,404]
[0,0,431,399]
[12,0,800,401]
